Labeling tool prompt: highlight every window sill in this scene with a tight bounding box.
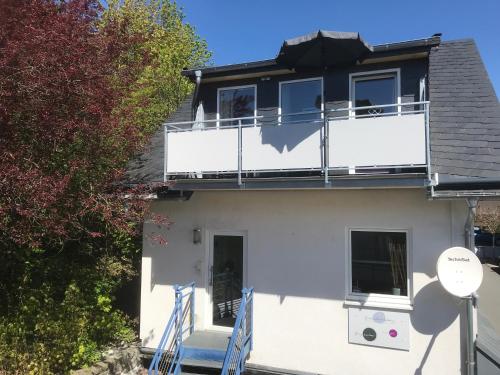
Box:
[344,298,414,311]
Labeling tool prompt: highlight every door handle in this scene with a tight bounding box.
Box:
[209,266,213,286]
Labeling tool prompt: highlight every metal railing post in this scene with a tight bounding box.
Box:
[424,102,432,185]
[190,284,195,334]
[175,285,182,348]
[176,286,184,375]
[240,291,248,372]
[238,119,242,186]
[242,289,247,340]
[250,290,254,351]
[323,114,330,185]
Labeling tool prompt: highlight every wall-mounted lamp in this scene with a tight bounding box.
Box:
[193,228,202,244]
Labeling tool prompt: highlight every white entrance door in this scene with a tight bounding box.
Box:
[208,232,246,331]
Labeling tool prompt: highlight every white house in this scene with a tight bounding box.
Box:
[127,31,500,375]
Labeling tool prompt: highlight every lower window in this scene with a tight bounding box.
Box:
[350,230,408,297]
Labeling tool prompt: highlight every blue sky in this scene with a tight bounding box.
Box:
[176,0,500,97]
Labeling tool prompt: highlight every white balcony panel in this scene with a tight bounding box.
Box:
[328,113,426,168]
[242,123,323,171]
[166,128,238,173]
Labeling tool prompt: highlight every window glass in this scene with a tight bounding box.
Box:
[219,86,255,126]
[351,230,407,296]
[212,235,243,327]
[353,75,397,116]
[281,79,322,123]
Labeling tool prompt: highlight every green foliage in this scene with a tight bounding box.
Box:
[0,235,137,374]
[0,1,208,374]
[102,0,211,137]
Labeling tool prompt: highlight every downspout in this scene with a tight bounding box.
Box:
[191,70,202,121]
[464,197,479,375]
[464,198,478,250]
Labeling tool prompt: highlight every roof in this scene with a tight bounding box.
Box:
[429,39,500,181]
[125,95,193,184]
[182,35,441,79]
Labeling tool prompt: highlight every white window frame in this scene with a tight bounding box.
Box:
[348,68,401,118]
[345,227,413,310]
[216,84,257,128]
[278,77,324,124]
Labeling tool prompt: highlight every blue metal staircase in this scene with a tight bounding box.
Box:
[149,282,254,375]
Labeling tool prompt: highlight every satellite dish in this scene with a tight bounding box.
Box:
[437,247,483,298]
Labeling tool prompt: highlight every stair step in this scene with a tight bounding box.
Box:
[181,356,224,370]
[181,371,219,375]
[184,347,226,361]
[181,364,223,374]
[177,330,231,371]
[183,330,231,351]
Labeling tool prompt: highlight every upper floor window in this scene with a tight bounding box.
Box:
[350,69,400,117]
[280,78,323,123]
[218,85,256,126]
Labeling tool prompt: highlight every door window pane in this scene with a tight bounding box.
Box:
[212,235,243,327]
[351,231,407,296]
[218,86,255,126]
[353,75,397,116]
[281,79,322,123]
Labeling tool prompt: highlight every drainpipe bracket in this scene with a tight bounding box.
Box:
[428,172,439,187]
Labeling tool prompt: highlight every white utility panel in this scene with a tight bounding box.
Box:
[348,308,410,351]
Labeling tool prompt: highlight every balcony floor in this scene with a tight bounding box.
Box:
[160,172,429,193]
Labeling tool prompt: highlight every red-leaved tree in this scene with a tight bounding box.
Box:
[0,1,183,372]
[0,0,152,250]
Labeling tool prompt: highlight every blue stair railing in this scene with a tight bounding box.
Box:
[149,282,195,375]
[221,287,254,375]
[149,283,254,375]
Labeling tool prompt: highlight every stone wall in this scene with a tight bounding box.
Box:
[71,344,143,375]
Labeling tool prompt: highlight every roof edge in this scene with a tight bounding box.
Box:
[438,37,475,44]
[435,175,500,192]
[182,35,442,78]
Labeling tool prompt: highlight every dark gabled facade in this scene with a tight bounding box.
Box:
[126,33,500,196]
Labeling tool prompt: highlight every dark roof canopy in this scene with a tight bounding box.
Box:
[276,30,373,69]
[182,35,441,79]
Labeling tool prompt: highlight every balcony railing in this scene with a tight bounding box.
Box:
[163,101,430,185]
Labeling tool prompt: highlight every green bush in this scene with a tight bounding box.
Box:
[0,247,137,375]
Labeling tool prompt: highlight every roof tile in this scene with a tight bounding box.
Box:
[429,39,500,179]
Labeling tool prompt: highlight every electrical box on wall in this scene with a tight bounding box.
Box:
[348,308,410,351]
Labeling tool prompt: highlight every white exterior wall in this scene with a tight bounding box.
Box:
[140,189,468,375]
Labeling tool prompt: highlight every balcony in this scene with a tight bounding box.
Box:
[163,102,430,186]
